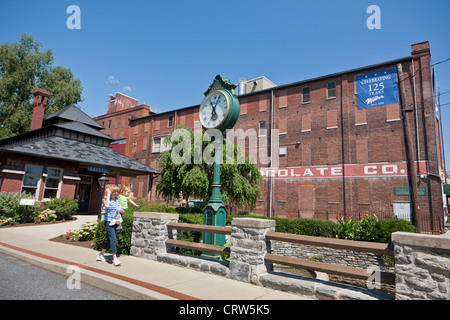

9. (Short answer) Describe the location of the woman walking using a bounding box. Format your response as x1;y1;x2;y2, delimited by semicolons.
96;184;124;266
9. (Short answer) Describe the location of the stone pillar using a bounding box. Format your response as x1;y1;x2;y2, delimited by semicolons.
130;212;179;260
229;218;276;284
392;231;450;300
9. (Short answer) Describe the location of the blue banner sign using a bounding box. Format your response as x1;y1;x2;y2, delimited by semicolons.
356;68;399;109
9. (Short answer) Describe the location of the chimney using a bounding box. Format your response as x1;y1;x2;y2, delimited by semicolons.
30;88;51;131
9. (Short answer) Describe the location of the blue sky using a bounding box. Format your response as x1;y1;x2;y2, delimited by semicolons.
1;0;450;164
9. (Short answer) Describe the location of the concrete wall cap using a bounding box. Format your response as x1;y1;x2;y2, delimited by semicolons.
392;231;450;251
133;212;179;221
231;218;276;228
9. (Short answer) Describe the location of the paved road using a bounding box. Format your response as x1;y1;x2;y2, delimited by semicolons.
0;252;125;300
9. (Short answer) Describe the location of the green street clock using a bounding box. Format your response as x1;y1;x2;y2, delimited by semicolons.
199;89;239;132
200;75;240;258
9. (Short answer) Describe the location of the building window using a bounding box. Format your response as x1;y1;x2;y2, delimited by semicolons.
302;87;310;103
259;121;267;137
21;165;42;196
327;81;336;99
168;116;173;128
133;141;137;147
108;120;112;129
44;168;63;199
152;135;171;153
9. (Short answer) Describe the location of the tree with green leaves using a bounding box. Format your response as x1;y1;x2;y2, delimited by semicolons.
0;33;83;139
156;125;263;213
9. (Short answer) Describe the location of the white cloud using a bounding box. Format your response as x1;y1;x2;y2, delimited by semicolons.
106;76;120;85
122;85;134;92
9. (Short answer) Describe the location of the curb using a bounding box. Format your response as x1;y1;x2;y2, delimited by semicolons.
0;242;198;300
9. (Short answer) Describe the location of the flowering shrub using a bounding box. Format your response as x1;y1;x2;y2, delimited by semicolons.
44;198;78;221
59;221;97;242
78;221;97;241
334;213;417;243
334;213;359;240
334;213;379;241
60;229;78;242
0;217;14;226
37;209;57;223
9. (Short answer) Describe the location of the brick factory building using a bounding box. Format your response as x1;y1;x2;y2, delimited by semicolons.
93;41;446;234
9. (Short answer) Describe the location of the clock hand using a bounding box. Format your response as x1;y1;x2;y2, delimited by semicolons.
210;97;218;120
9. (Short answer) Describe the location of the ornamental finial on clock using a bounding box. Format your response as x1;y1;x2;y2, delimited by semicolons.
203;74;237;96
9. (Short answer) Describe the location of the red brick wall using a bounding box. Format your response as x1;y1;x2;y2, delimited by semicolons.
94;104;152;140
92;43;444;232
107;93;138;114
0;154;105;215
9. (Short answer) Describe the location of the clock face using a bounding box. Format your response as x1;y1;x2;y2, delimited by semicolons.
199;91;229;129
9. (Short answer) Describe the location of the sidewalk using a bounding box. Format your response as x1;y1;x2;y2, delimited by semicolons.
0;215;309;300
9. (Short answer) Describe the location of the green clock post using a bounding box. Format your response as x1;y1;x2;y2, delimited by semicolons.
199;75;240;258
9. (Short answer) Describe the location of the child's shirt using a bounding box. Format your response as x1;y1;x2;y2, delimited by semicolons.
118;195;130;210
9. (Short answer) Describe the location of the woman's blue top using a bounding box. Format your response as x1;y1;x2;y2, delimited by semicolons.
103;197;122;222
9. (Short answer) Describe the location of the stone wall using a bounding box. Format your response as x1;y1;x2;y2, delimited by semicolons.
130;212;178;260
229;218;275;285
129;212;450;300
272;241;394;272
392;231;450;300
129;213;393;300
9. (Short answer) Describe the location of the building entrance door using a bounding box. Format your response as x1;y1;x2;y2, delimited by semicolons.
75;176;92;213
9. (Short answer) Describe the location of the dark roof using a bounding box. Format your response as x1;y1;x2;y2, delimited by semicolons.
53;121;114;141
0;102;158;177
43;104;104;129
0;136;158;176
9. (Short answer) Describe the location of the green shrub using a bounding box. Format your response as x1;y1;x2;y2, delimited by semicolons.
134;199;177;213
175;206;204;214
229;214;336;238
334;214;359;240
176;213;204;255
357;214;379;241
334;214;379;241
372;219;418;243
0;192;40;223
274;217;336;237
334;214;417;243
44;197;78;220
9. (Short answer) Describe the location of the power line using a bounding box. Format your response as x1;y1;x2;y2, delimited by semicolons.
432;57;450;67
395;57;450;84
